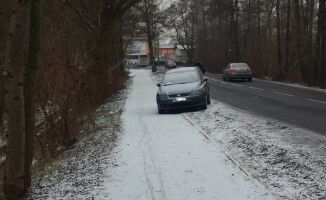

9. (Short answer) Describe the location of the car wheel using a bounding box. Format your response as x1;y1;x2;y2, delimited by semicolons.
248;77;252;82
158;108;165;114
203;103;207;110
202;97;208;110
227;76;231;82
223;76;226;81
207;94;211;105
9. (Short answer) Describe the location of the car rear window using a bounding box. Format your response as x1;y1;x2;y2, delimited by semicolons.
162;71;200;85
167;61;175;64
232;63;249;68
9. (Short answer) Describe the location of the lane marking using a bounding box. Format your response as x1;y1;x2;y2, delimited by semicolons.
273;91;294;97
209;78;218;82
306;98;326;104
249;87;264;91
208;78;244;87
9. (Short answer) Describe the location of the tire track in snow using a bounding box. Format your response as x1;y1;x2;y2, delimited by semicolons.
138;105;167;200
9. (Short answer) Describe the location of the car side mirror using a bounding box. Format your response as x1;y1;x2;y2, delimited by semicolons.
203;78;208;82
157;83;161;87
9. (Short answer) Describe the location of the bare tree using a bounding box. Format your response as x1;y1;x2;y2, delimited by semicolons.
136;0;167;66
307;0;314;86
276;0;283;79
314;0;326;86
3;0;29;198
166;0;325;87
170;0;198;64
24;0;42;188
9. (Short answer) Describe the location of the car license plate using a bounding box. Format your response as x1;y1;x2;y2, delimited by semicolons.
174;97;186;102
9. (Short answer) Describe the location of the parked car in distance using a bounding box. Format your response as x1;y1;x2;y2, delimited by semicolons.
223;63;252;82
165;60;177;69
156;67;210;114
193;60;206;74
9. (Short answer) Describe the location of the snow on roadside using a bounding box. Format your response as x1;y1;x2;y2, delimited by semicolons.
185;101;326;200
151;68;326;199
26;89;129;199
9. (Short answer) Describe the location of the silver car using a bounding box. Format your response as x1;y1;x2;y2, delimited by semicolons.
223;63;252;82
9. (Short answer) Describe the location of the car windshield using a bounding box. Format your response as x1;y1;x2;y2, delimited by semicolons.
162;71;199;85
126;55;139;59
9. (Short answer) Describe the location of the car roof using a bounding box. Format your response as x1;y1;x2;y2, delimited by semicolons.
230;63;248;65
166;67;197;74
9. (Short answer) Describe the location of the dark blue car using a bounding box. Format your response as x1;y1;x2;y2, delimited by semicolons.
156;67;210;114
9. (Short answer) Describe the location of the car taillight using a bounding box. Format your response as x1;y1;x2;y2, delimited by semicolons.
231;69;236;72
247;68;252;71
168;64;171;66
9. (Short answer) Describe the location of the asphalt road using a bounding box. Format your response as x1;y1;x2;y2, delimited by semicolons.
204;73;326;135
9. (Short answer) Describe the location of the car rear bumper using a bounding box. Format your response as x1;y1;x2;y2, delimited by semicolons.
229;72;252;79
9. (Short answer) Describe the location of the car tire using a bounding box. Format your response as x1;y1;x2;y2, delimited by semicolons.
207;94;211;105
223;76;226;81
202;97;208;110
158;108;165;114
203;103;207;110
248;77;252;82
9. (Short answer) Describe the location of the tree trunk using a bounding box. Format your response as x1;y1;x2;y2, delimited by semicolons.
24;0;42;188
147;32;155;66
321;0;326;87
294;0;303;82
257;0;261;52
276;0;283;79
307;0;314;86
3;0;29;198
234;0;241;61
314;0;325;86
285;0;291;78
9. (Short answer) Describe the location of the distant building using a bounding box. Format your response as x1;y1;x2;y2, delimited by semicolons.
151;43;190;63
125;32;155;59
156;44;175;56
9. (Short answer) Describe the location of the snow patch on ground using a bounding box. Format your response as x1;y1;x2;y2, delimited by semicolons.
185;101;326;199
26;90;129;199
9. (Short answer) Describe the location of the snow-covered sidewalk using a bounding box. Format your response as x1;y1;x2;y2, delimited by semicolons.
101;70;274;200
